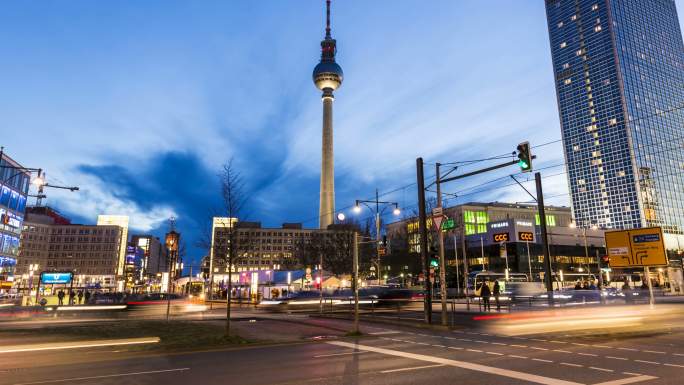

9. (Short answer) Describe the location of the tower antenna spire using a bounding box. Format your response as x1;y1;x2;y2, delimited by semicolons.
325;0;331;38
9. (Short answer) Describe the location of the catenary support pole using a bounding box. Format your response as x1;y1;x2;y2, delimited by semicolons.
535;172;554;306
416;158;432;324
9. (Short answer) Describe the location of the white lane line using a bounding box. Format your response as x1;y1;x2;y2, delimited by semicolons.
444;337;456;340
560;363;583;368
416;342;430;346
674;353;684;357
578;353;598;357
0;337;160;354
606;356;628;361
664;363;684;368
531;347;549;351
634;360;660;365
459;338;473;342
432;345;446;348
466;349;483;353
572;343;589;347
491;342;506;346
13;368;190;385
381;364;445;373
449;347;464;350
314;351;368;358
618;347;638;352
593;375;658;385
531;339;548;342
486;351;504;356
510;344;528;348
553;350;572;354
327;341;583;385
622;372;643;376
550;341;567;344
589;367;614;373
369;330;401;335
532;358;554;363
642;350;665;354
474;340;489;344
509;355;528;359
593;345;611;349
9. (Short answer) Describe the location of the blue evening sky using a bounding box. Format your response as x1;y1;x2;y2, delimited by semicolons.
2;1;684;265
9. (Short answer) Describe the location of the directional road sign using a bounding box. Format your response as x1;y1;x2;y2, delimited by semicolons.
605;227;668;268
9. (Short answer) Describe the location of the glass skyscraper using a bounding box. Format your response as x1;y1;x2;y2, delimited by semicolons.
545;0;684;247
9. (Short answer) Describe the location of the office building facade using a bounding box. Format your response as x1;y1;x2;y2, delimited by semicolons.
0;151;30;290
545;0;684;248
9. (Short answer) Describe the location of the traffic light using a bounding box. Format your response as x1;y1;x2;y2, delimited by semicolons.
429;254;439;268
517;141;532;172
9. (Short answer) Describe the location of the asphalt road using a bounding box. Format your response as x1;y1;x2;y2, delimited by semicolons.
2;319;684;385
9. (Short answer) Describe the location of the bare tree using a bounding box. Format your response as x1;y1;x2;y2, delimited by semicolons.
218;159;248;337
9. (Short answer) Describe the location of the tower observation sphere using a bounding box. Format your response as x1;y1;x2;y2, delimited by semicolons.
313;61;343;91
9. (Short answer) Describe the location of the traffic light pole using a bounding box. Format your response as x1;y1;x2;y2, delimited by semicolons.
435;163;448;326
416;158;432;324
535;172;554;306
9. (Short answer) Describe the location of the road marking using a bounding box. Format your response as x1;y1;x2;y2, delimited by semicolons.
491;342;506;346
448;347;464;350
466;349;483;353
531;347;549;351
13;368;190;385
673;353;684;357
618;348;638;352
589;367;614;373
592;375;658;385
578;353;598;357
381;364;445;373
369;330;401;335
486;351;504;356
572;343;589;347
642;350;665;354
327;341;583;385
432;345;446;348
460;338;473;342
510;344;528;348
606;356;628;361
0;337;160;354
314;351;368;358
593;345;611;349
509;355;528;359
550;340;567;344
532;358;553;363
560;363;583;368
553;350;572;354
634;360;660;365
664;363;684;368
531;339;548;342
416;342;430;346
474;340;489;344
444;337;456;340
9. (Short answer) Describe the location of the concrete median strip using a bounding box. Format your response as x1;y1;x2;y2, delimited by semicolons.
0;337;160;354
326;341;658;385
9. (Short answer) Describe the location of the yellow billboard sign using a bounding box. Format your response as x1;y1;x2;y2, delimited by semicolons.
605;227;667;267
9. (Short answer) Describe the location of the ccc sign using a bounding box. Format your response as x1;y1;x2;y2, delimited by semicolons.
518;232;534;242
493;233;509;242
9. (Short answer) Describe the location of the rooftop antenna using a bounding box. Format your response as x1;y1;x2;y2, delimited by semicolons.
325;0;331;38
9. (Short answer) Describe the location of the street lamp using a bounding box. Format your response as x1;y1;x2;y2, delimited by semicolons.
337;212;346;222
353;188;400;285
570;221;602;287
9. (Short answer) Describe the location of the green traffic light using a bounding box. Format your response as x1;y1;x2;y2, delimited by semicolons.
518;160;529;169
430;259;439;267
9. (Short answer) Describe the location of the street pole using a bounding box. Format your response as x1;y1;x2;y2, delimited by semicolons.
416;157;432;324
526;240;532;281
645;266;655;308
535;172;554;306
480;237;485;271
462;233;470;310
375;189;381;285
353;232;360;334
435;163;448;326
319;251;323;313
453;234;460;296
596;249;604;288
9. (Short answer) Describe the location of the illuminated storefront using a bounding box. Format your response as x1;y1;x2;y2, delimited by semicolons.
0;152;29;291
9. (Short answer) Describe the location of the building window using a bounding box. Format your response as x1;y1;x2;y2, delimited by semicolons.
591;4;598;11
564;78;572;85
594;25;602;32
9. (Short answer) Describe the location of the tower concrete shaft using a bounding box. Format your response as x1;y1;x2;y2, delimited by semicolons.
319;92;335;228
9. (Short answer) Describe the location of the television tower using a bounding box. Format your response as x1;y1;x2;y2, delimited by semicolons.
313;0;343;229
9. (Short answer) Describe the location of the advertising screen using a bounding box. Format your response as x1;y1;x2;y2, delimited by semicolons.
40;272;73;284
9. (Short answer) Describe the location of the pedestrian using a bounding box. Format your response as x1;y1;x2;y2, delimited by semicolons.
84;290;91;304
57;290;65;306
493;280;501;312
68;290;75;305
574;280;582;290
77;290;84;305
480;279;492;312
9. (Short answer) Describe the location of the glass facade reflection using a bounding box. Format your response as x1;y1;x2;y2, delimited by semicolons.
545;0;684;242
0;152;30;289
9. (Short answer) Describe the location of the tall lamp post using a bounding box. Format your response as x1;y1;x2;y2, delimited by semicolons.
569;222;602;286
352;189;400;285
27;264;39;305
